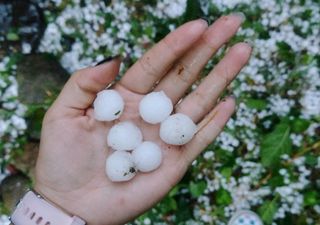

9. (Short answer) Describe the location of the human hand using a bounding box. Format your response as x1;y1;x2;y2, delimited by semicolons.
35;14;251;225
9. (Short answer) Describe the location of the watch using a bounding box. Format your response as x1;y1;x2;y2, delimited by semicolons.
10;190;86;225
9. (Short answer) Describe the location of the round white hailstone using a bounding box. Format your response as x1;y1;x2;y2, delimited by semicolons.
228;210;263;225
105;151;136;182
160;113;197;145
132;141;163;172
139;91;173;124
93;90;124;121
107;121;143;151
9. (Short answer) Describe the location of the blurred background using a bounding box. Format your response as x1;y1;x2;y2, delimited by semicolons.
0;0;319;224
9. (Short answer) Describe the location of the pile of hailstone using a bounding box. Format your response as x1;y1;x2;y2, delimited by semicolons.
94;89;197;182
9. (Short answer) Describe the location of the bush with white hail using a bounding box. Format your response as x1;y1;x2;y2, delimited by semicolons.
93;90;124;121
107;121;143;151
132;141;163;172
139;91;173;124
160;113;197;145
105;151;136;182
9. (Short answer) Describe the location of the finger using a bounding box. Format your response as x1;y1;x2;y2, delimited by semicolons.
176;42;252;123
182;97;235;165
51;58;121;117
118;19;208;94
154;13;245;103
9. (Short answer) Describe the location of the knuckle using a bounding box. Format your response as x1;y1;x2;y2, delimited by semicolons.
162;36;179;58
72;69;85;80
196;133;213;147
200;35;219;52
138;56;158;78
171;62;194;84
216;71;230;87
193;92;212;113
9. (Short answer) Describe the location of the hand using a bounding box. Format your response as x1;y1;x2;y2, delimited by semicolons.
35;14;251;225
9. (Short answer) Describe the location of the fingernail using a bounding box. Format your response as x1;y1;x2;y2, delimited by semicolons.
230;95;238;110
244;39;254;48
199;16;210;26
221;97;228;102
95;55;120;66
230;12;246;23
229;95;236;101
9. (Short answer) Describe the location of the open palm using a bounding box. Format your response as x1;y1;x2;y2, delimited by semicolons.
35;15;251;225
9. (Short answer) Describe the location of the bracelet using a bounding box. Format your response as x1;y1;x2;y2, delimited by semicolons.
10;189;86;225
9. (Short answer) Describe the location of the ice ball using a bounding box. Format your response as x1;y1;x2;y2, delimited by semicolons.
228;210;263;225
94;90;124;121
105;151;136;182
132;141;162;172
160;113;197;145
107;121;143;151
139;91;173;124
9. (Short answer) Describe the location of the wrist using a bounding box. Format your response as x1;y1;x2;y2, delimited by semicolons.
33;181;97;225
10;189;86;225
33;185;71;216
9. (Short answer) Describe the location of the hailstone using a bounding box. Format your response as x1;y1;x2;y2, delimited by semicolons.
228;210;263;225
139;91;173;124
93;90;124;121
132;141;163;172
107;121;143;150
160;113;197;145
105;151;136;182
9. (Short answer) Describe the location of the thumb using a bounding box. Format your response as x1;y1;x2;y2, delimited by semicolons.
52;57;121;117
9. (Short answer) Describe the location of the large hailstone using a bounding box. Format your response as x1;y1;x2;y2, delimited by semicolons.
105;151;136;182
107;121;143;150
132;141;162;172
139;91;173;124
93;90;124;121
160;113;197;145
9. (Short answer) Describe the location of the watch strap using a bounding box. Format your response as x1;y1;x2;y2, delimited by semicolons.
10;190;86;225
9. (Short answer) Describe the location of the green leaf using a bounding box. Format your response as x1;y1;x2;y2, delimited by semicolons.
261;123;292;168
304;190;318;206
292;118;310;133
183;0;203;22
258;199;278;224
6;32;19;41
276;41;295;66
215;189;232;205
267;175;284;188
246;98;268;110
251;21;269;39
189;181;207;197
305;155;318;166
169;186;179;197
161;196;177;213
221;167;233;179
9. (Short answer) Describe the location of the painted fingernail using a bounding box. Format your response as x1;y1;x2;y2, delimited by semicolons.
199;16;210;26
230;12;246;23
95;55;120;66
244;39;254;48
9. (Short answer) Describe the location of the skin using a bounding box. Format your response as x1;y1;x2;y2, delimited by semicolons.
35;14;252;225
